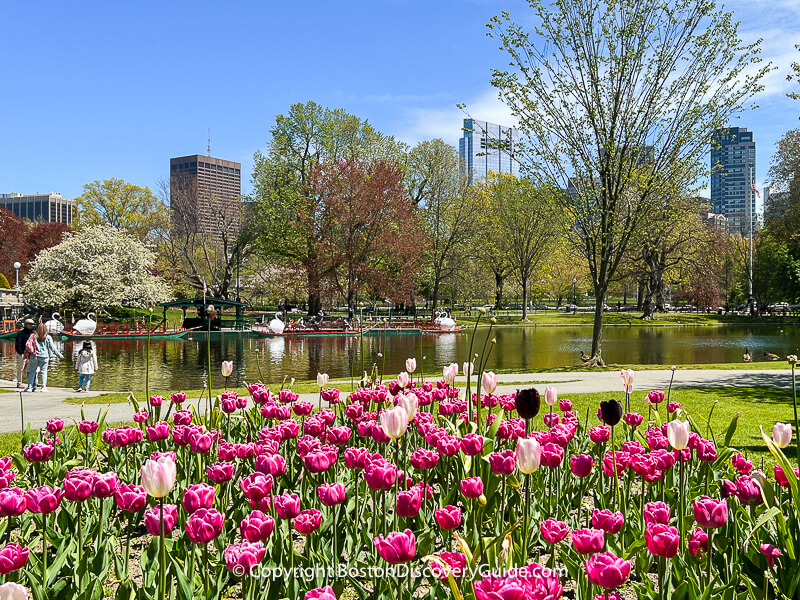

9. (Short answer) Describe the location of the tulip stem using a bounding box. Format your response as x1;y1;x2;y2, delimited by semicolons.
610;426;619;511
524;472;531;562
42;511;47;592
124;511;133;580
792;363;800;474
705;529;714;592
678;458;685;548
203;543;210;593
658;555;666;600
157;500;167;600
146;312;151;407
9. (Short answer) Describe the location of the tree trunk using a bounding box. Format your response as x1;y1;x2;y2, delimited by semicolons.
494;270;504;309
637;279;645;310
431;278;440;316
587;293;605;366
307;266;322;316
521;275;529;321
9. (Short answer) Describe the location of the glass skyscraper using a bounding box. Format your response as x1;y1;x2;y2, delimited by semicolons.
710;127;756;234
458;118;520;183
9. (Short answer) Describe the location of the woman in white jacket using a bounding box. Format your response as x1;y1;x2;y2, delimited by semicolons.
75;341;98;391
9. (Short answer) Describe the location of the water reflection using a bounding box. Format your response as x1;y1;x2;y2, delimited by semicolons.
1;325;798;392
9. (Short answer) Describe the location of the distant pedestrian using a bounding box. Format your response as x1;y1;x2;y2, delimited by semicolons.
14;318;35;388
24;322;64;393
75;341;98;391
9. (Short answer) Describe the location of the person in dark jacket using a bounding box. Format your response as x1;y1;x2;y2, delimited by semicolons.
15;318;35;388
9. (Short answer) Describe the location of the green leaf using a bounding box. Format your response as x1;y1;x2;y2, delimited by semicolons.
724;413;740;447
745;506;781;543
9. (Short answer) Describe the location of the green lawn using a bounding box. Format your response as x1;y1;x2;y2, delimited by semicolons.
556;386;796;462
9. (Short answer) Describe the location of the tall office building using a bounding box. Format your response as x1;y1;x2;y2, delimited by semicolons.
169;154;242;237
458;119;520;183
0;193;74;225
710;127;756;234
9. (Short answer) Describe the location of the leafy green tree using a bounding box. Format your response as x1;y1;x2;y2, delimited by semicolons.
250;101;406;314
0;273;10;289
75;178;168;242
488;0;768;363
407;139;478;314
24;224;171;310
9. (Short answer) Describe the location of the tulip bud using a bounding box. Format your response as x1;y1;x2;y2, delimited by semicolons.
477;494;487;506
667;420;690;450
221;361;233;377
773;422;792;448
316;373;329;387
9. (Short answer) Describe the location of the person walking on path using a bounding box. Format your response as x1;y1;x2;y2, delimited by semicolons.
75;341;98;391
14;318;35;388
24;323;64;393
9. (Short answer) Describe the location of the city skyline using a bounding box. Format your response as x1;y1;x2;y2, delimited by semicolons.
1;0;799;203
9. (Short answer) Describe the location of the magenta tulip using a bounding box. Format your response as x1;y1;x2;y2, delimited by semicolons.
183;483;216;514
115;484;147;513
541;518;570;545
305;586;338;600
693;496;728;529
374;529;416;564
25;486;63;514
460;434;484;456
396;487;422;518
0;489;27;517
645;523;680;558
0;543;29;575
585;551;631;590
488;450;516;476
185;508;225;544
224;541;266;574
294;509;323;535
46;418;64;434
460;477;484;499
643;501;671;525
78;420;99;434
688;528;709;558
22;442;53;464
274;493;302;520
434;505;462;530
144;504;177;536
571;454;594;478
592;510;624;535
240;510;275;543
318;483;346;507
240;474;273;503
571;528;605;555
761;543;781;569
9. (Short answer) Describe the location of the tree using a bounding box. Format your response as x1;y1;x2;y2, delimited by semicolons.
0;208;29;284
157;175;251;300
0;273;10;289
25;222;71;265
766;129;800;252
24;225;172;310
251;101;406;315
481;174;560;320
74;178;169;242
488;0;768;364
311;157;425;307
407;140;479;314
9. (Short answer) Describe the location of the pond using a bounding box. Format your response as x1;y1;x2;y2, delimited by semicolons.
1;324;799;392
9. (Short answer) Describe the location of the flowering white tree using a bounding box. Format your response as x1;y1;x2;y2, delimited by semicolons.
24;224;172;309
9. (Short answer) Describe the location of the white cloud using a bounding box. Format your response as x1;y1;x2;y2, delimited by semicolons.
394;88;517;146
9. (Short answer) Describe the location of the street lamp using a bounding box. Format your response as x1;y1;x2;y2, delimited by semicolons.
572;277;577;308
13;262;21;289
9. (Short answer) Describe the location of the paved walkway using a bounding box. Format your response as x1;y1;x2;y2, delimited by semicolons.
0;367;793;434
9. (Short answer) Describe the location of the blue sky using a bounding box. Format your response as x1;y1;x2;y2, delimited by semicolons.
1;0;798;204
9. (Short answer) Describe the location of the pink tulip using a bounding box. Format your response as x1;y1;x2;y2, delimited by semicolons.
22;442;53;464
46;418;64;434
183;483;216;514
274;493;302;520
318;483;346;507
541;518;570;544
365;461;397;491
460;477;484;499
146;421;171;442
559;398;573;411
646;390;665;405
189;430;214;454
623;413;643;429
516;438;542;474
221;398;237;414
667;401;681;414
149;395;164;407
488;450;516;476
374;529;416;564
0;543;29;575
114;483;147;513
761;543;781;569
185;508;225;544
688;528;709;558
482;372;497;394
591;510;624;535
585;551;631;590
294;509;323;535
170;392;186;404
305;586;338;600
25;486;63;514
434;505;462;530
643;501;671;525
0;489;26;518
620;369;634;393
589;426;610;444
396;487;422;518
380;406;409;439
571;528;605;555
78;420;99;434
240;510;275;543
410;448;440;470
693;496;728;529
133;411;149;423
344;447;370;470
544;386;558;406
144;503;177;536
571;454;594;478
206;461;235;485
541;443;564;468
429;552;467;580
240;474;273;502
224;541;266;574
63;469;95;502
645;523;680;558
443;364;458;384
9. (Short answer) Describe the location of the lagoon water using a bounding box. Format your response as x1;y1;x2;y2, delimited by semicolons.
2;325;799;392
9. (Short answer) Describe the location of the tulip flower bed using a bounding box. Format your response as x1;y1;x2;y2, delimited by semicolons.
1;361;800;600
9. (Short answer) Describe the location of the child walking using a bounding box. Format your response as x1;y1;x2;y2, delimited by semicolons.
75;341;98;391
